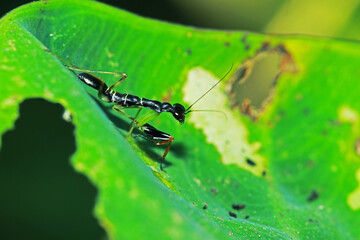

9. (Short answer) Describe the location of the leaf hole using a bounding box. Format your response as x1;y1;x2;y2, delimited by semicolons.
227;44;297;120
0;98;106;240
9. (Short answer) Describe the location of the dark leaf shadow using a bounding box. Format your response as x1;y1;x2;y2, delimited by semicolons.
0;98;106;240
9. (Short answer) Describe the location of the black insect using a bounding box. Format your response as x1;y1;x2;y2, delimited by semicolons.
46;50;231;170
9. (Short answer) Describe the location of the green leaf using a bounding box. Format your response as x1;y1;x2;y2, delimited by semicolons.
1;0;359;239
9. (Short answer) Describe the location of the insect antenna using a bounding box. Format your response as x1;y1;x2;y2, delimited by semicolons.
189;109;228;120
185;64;233;114
45;49;125;76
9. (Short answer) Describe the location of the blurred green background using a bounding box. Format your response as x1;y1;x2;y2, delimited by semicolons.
2;0;360;39
1;0;359;239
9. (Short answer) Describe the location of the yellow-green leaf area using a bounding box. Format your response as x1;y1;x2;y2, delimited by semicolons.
0;0;359;239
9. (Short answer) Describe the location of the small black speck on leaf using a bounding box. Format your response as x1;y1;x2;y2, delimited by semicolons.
211;188;218;195
278;110;286;117
229;211;237;218
244;215;250;219
241;34;248;43
259;41;270;51
303;108;310;115
232;204;246;210
307;190;319;202
246;158;256;166
203;203;208;210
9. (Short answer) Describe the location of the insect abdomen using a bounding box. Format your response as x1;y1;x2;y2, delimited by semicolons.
77;73;106;90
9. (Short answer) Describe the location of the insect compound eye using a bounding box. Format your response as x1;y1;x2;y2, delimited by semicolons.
172;103;186;124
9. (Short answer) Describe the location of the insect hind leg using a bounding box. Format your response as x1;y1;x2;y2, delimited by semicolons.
139;123;174;170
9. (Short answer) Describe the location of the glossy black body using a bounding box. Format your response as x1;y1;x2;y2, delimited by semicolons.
78;72;186;124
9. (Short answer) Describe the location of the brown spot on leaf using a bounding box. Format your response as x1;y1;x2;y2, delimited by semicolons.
161;89;173;102
355;138;360;156
295;93;303;101
240;98;255;120
258;41;271;52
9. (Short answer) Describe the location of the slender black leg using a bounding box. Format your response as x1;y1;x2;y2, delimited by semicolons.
113;105;143;137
